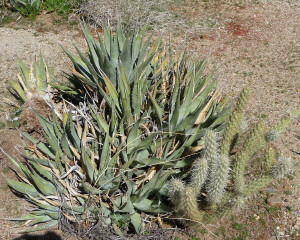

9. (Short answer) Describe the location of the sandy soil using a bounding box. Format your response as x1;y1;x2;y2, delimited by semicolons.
0;0;299;239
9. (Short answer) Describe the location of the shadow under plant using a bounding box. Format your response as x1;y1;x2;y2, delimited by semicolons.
13;231;62;240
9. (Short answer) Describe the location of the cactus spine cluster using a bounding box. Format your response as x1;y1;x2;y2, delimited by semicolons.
169;87;295;223
271;157;292;179
264;147;275;172
190;157;208;195
206;154;230;204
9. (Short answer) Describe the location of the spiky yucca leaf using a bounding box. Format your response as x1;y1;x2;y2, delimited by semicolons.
10;56;54;103
57;22;160;98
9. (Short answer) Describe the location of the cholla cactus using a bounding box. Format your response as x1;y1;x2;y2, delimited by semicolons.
182;187;203;221
243;175;273;196
203;129;219;163
169;87;295;225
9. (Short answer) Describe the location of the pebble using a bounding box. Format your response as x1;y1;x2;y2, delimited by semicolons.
266;188;276;193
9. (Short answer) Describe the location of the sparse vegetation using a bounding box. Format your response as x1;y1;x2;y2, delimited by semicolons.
4;0;77;19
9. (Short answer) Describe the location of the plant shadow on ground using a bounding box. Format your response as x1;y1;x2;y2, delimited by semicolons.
13;231;62;240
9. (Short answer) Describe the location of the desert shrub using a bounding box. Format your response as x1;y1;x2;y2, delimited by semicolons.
77;0;186;33
3;24;297;236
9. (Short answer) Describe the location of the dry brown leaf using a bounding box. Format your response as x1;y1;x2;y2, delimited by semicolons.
195;92;219;125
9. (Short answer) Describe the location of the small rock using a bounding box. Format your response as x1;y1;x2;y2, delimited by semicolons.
267;196;283;207
279;231;285;236
266;188;276;193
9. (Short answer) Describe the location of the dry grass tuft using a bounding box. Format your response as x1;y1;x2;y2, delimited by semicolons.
76;0;187;33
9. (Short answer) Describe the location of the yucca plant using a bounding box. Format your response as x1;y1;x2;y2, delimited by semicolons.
8;56;63;132
3;110;171;234
4;24;234;235
10;56;54;105
4;95;227;235
54;22;160;99
169;88;297;222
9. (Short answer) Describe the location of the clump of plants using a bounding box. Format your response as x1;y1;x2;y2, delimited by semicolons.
3;23;297;237
7;0;77;19
9;0;41;19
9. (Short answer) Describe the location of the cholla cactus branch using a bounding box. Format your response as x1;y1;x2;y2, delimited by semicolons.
233;122;265;193
243;175;273;196
220;111;242;155
241;122;266;156
235;87;250;113
264;147;275;172
182;187;204;221
203;129;219;178
220;87;250;155
266;111;299;142
203;129;219;163
169;178;186;213
271;157;292;179
206;155;230;204
266;117;290;142
190;157;208;195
